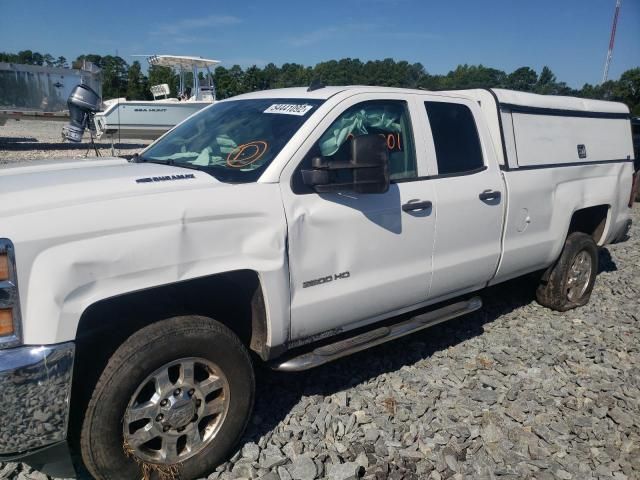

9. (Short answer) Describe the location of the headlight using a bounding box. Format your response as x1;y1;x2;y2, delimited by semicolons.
0;239;21;348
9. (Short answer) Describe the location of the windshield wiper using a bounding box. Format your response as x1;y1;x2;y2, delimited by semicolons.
131;154;175;166
131;153;208;172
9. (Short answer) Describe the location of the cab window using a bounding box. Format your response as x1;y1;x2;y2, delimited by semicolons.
425;101;484;175
293;100;417;193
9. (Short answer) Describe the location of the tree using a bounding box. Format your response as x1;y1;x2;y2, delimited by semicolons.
440;64;507;89
1;49;638;112
278;63;311;88
73;54;102;69
242;65;265;92
535;66;557;94
88;55;130;100
54;56;68;68
148;64;177;97
261;63;280;90
506;67;538;92
213;66;232;98
614;68;640;115
126;61;147;100
17;50;34;64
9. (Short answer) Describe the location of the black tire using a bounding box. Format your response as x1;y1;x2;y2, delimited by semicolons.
536;232;599;311
80;316;254;480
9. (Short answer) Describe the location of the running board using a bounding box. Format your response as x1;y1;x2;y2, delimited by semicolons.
272;296;482;372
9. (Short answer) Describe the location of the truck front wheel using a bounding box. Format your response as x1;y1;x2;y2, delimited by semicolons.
80;316;255;480
536;232;599;311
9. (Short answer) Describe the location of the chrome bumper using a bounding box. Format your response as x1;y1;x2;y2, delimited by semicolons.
0;342;74;458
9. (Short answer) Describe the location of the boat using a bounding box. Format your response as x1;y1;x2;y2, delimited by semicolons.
93;55;219;140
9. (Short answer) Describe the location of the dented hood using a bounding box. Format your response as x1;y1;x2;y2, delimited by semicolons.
1;157;290;346
0;157;222;217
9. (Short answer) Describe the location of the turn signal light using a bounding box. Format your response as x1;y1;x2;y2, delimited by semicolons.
0;254;8;281
0;309;13;336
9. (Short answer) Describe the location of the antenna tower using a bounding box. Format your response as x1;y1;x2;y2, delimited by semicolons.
602;0;622;83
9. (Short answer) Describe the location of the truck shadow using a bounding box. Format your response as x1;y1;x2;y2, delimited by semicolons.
0;141;148;151
598;247;617;273
0;136;38;143
238;251;617;451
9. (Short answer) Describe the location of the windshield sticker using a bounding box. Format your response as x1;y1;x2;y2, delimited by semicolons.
264;104;314;116
227;141;269;168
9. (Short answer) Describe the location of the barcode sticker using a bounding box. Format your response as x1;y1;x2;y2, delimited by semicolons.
264;104;314;116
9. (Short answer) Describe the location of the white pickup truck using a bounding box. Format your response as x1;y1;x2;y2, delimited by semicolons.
0;86;635;479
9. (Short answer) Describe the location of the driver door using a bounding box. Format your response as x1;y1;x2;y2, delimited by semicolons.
280;94;437;341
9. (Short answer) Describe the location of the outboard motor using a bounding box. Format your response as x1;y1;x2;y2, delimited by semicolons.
62;84;101;142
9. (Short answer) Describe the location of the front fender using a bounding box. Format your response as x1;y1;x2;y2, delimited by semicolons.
6;183;290;349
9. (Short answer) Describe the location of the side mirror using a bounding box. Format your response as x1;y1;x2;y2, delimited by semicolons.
301;134;390;194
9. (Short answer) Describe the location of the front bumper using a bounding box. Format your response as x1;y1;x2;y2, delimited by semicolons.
0;342;75;458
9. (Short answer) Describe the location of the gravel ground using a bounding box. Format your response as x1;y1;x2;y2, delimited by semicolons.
1;121;639;479
0;119;151;165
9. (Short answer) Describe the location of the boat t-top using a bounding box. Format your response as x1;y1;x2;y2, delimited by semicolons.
93;54;219;140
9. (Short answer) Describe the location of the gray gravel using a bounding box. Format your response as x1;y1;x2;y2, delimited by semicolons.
1;121;639;479
0;119;150;165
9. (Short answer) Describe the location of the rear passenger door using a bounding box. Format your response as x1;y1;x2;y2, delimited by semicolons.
420;97;505;300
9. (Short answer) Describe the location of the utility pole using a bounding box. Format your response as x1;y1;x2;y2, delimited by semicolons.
602;0;622;83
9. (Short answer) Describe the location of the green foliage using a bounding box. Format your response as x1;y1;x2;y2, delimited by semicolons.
148;65;178;98
1;50;638;114
126;61;148;100
615;68;640;115
54;56;68;68
506;67;538;92
102;56;129;99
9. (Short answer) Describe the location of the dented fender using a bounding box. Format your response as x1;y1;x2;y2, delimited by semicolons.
0;160;291;348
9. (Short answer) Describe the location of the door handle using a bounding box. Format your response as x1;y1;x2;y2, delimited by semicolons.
479;190;501;202
402;200;433;212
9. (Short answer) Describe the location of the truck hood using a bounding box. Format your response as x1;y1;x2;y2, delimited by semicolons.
1;157;288;346
0;157;221;217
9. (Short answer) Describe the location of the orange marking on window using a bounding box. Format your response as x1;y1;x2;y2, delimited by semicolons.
226;141;269;168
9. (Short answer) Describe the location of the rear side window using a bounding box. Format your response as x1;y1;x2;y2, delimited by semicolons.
425;102;484;175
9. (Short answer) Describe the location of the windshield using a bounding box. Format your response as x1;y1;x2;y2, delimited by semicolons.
141;98;324;182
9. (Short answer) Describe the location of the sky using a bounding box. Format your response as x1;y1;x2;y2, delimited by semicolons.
0;0;638;88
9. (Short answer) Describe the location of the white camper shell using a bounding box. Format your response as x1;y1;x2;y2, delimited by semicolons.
457;89;633;169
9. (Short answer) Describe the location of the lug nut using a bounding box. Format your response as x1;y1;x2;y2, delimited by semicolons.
188;389;195;397
192;414;199;422
163;425;170;432
196;399;202;408
160;399;169;407
174;388;182;397
156;414;164;422
177;426;185;432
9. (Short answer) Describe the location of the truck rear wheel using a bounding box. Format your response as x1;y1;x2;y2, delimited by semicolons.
536;232;599;311
80;316;254;480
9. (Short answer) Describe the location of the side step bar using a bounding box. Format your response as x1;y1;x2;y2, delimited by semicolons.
272;296;482;372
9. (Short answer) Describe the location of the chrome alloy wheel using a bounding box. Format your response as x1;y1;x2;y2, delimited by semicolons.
123;357;229;465
566;250;592;302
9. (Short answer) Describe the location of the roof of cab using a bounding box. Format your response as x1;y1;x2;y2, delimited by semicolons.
231;86;355;100
229;85;630;115
230;85;434;100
